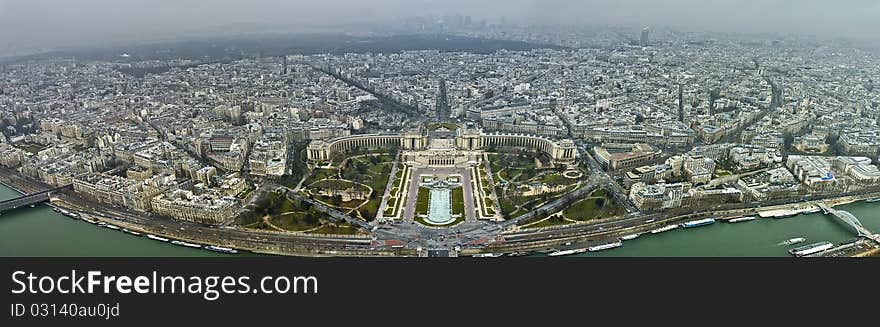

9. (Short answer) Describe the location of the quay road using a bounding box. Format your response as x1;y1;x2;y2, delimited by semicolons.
0;167;55;194
50;192;394;257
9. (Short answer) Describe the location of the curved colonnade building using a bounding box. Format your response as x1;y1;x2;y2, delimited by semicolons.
306;126;578;166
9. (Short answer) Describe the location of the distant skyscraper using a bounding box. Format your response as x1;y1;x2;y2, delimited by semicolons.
640;27;650;46
282;56;288;75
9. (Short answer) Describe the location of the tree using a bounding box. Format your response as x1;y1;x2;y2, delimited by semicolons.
783;133;794;151
635;113;646;124
303;212;320;225
279;199;295;213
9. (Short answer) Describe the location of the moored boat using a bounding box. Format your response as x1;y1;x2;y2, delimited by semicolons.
548;248;587;256
205;245;238;254
650;225;678;234
773;212;798;219
789;241;833;257
727;216;756;223
619;233;640;241
146;234;170;242
122;229;142;236
588;242;622;252
681;218;716;228
171;240;203;248
174;241;200;248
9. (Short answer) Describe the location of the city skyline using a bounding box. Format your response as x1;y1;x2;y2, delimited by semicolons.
3;0;880;57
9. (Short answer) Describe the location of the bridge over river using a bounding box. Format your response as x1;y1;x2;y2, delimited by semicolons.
0;185;72;213
818;202;880;245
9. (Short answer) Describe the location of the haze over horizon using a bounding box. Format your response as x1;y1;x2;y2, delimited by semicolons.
2;0;879;56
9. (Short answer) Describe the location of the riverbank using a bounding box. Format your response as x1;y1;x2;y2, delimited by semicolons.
483;193;880;257
0;169;392;257
0;187;238;257
3;165;878;257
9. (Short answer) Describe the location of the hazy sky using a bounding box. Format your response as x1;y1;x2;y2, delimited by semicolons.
2;0;879;55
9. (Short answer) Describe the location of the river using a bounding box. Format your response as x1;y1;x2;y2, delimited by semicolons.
1;183;878;257
572;200;880;257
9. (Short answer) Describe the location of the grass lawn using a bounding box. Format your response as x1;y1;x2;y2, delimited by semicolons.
306;224;361;235
256;190;327;231
385;196;398;213
427;122;460;131
314;195;363;208
359;199;381;220
562;192;621;221
20;144;45;154
497;170;510;181
278;175;301;189
540;173;568;185
482;197;495;216
499;198;517;219
339;154;396;221
451;186;464;215
391;168;405;194
415;186;430;216
304;168;339;186
270;212;322;231
310;179;358;190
